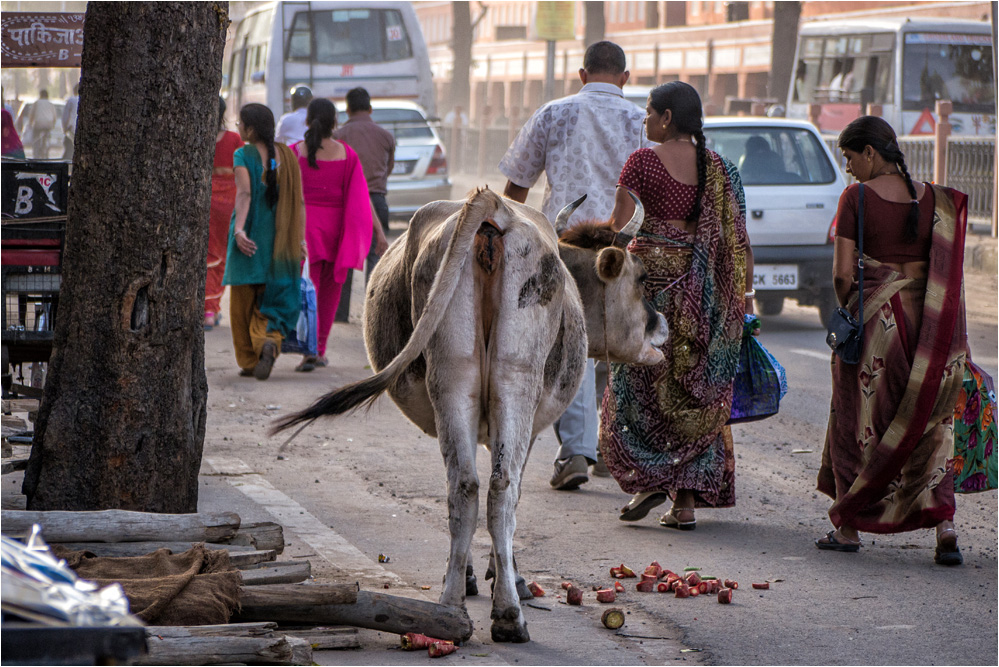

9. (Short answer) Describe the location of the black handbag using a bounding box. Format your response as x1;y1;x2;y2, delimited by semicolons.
825;184;864;364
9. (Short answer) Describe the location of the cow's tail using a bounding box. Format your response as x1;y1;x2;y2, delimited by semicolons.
271;188;502;439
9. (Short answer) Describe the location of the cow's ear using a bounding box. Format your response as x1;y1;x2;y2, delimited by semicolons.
595;247;626;282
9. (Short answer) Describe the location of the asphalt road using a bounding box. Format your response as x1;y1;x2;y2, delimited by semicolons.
193;193;998;665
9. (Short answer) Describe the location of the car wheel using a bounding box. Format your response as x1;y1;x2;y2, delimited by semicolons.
757;294;784;316
817;291;839;328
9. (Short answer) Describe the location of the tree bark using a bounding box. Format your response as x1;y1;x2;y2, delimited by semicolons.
767;1;801;103
450;1;472;113
584;2;606;48
22;2;228;511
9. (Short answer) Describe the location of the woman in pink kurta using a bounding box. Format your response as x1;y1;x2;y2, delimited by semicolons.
292;98;384;371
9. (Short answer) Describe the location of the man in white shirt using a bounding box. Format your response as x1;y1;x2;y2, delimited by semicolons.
62;84;79;160
275;85;312;145
499;41;651;492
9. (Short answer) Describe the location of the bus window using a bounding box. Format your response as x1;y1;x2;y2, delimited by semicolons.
287;9;413;65
903;33;994;113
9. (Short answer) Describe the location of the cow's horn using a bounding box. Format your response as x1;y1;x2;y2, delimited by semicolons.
614;190;644;247
554;194;587;235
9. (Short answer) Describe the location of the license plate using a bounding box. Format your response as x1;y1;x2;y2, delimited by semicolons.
392;160;416;175
753;264;798;290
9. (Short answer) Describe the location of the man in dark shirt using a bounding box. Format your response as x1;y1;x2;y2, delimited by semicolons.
333;87;395;280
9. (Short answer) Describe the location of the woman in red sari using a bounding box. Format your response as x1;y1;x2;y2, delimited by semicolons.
205;96;244;330
816;116;969;566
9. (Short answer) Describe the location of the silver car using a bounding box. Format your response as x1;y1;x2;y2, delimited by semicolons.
339;99;451;220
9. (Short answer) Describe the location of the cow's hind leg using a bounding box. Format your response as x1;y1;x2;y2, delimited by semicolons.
487;411;535;642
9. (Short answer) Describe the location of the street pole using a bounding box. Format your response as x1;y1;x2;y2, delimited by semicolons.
544;40;556;103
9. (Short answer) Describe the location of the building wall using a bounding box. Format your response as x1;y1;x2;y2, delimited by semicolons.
415;1;992;119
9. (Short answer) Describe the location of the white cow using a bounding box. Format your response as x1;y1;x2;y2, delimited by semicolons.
274;188;667;642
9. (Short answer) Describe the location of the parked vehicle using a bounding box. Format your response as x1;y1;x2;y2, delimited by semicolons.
788;18;995;137
223;1;435;120
703;117;848;324
339;100;451;220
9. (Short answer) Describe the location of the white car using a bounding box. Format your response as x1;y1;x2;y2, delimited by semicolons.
339;99;451;220
703;117;847;323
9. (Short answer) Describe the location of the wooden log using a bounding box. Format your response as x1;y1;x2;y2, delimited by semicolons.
2;458;29;475
225;521;285;553
1;398;39;414
277;626;359;650
286;636;312;665
140;624;314;665
1;509;240;543
136;634;298;665
239;583;359;608
239;561;311;586
234;590;474;643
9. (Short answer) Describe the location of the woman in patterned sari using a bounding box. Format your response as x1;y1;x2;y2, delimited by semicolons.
601;81;753;529
815;116;969;566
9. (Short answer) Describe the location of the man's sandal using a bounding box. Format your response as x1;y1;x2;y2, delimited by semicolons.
934;528;963;566
815;530;861;552
658;507;696;530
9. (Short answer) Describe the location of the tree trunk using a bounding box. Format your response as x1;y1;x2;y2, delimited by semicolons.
767;1;801;103
584;2;605;48
450;1;472;113
22;2;227;512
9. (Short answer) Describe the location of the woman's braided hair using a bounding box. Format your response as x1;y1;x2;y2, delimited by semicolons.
649;81;707;224
304;98;338;170
239;103;279;210
838;115;919;242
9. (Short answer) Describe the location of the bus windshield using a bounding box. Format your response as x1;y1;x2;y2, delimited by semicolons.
903;33;994;113
287;9;413;64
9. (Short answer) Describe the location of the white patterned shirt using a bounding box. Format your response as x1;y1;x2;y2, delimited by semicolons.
499;82;651;226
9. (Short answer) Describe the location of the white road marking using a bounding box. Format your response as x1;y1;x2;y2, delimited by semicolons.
205;456;402;583
790;347;833;361
875;625;917;630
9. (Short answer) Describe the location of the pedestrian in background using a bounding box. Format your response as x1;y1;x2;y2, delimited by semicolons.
815;116;969;565
499;40;652;491
222;103;305;380
62;84;79;160
333;86;395;280
2;109;25;159
27;89;57;159
603;82;752;530
291;98;384;372
205;96;243;330
276;85;312;145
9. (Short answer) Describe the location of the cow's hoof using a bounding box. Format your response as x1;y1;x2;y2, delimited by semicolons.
491;618;530;643
515;575;533;601
465;565;479;597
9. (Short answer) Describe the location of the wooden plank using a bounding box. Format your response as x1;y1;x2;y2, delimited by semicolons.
238;583;359;608
230;549;278;568
144;623;278;638
225;521;284;553
1;509;241;543
239;561;311;586
135;635;301;665
53;542;259;557
234;590;473;643
277;626;359;650
1;398;39;413
1;415;27;430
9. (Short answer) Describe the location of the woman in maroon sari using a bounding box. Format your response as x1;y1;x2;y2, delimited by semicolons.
816;116;969;566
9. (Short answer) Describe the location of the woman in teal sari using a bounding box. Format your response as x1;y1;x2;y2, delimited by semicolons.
223;103;305;380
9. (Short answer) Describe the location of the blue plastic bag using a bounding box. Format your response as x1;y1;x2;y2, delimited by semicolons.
728;314;787;424
280;263;318;356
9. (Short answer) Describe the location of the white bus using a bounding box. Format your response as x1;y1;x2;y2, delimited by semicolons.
222;1;435;120
787;18;995;136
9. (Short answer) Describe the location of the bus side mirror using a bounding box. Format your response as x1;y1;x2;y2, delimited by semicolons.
250;71;266;84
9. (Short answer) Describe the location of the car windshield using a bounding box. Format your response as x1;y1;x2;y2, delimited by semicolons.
703;126;837;185
337;108;434;140
902;33;994;113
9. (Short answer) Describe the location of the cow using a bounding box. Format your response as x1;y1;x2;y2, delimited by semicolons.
273;187;667;643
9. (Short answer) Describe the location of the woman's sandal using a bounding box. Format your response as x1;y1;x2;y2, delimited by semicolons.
658;507;696;531
619;491;670;522
934;528;963;566
815;530;861;552
295;357;317;373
